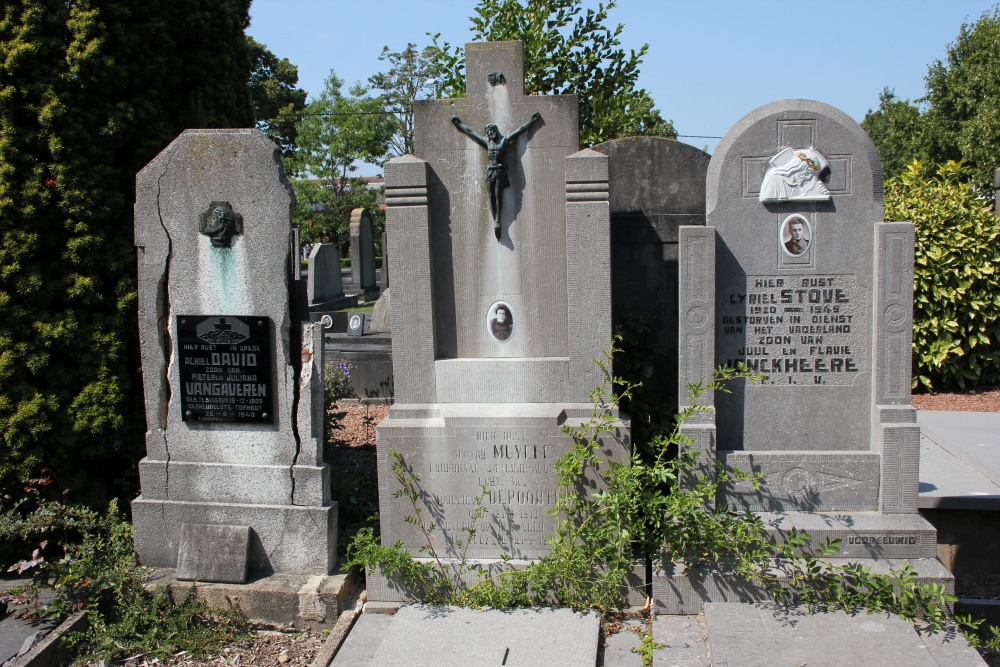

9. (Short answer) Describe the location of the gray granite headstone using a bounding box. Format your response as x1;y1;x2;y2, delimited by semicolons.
349;208;377;292
698;99;917;511
176;523;250;583
307;242;344;307
132;129;336;577
371;42;630;604
594;136;710;413
656;100;949;614
379;230;389;291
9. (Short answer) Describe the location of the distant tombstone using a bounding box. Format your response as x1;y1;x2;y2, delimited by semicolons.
594;136;710;414
659;100;949;613
379;231;389;291
370;42;631;605
308;243;344;307
349;208;377;292
131;129;336;577
370;288;391;333
346;312;366;336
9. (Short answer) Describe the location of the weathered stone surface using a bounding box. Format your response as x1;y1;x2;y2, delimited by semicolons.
349;208;377;291
367;605;600;667
661;100;933;614
370;288;391;332
373;43;629;605
176;523;249;583
411;41;579;363
703;602;983;667
377;406;628;560
653;557;952;615
308;243;344;306
132;129;336;576
595;137;710;400
706;100;884;454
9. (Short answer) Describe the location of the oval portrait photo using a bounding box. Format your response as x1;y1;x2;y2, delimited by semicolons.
487;301;514;342
780;214;812;257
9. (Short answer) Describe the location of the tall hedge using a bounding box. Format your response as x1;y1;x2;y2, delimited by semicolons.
884;162;1000;391
0;0;253;504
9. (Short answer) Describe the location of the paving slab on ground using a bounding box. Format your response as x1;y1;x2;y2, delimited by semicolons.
704;602;986;667
599;617;709;667
918;411;1000;510
332;605;599;667
0;580;59;665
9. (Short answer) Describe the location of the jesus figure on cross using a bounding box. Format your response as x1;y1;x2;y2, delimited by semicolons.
451;112;542;240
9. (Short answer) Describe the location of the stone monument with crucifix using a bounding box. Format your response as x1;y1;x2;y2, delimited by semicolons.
369;41;632;605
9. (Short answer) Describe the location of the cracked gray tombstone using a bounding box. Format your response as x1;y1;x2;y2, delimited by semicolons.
131;129;336;579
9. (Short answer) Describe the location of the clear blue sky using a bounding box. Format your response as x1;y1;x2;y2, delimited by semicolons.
248;0;998;174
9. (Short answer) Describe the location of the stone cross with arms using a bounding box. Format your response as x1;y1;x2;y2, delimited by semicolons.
410;41;580;362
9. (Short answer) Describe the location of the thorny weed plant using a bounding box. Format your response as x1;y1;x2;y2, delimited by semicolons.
350;339;968;635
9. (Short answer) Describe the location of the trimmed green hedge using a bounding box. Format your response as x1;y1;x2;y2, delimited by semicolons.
885;162;1000;391
0;1;254;505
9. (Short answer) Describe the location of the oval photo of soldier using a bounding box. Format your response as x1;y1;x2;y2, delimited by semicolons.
487;301;514;342
780;214;812;257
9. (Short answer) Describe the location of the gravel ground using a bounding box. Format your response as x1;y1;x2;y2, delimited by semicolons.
89;628;324;667
912;386;1000;412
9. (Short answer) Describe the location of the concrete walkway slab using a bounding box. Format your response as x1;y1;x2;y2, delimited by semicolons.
918;411;1000;509
334;605;599;667
328;613;393;667
703;603;985;667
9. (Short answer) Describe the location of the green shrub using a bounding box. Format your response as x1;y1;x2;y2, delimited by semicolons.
884;161;1000;391
0;0;255;506
0;477;249;661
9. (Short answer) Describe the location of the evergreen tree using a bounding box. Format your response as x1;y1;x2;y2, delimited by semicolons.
0;0;253;505
249;36;307;159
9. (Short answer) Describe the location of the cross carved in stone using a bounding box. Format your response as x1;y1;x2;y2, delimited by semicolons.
413;41;579;244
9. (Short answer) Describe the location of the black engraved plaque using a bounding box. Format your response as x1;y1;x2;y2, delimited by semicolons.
177;315;274;423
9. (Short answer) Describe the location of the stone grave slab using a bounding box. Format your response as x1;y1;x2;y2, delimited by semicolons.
366;605;599;667
131;129;335;577
704;602;985;667
679;100;922;507
176;522;250;583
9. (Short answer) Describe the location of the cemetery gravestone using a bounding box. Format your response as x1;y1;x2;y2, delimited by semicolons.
370;42;630;604
659;99;949;613
349;208;377;294
308;243;345;309
131;129;336;577
594;136;710;415
379;231;389;291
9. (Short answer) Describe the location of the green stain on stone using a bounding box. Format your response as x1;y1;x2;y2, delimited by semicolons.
210;246;240;313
